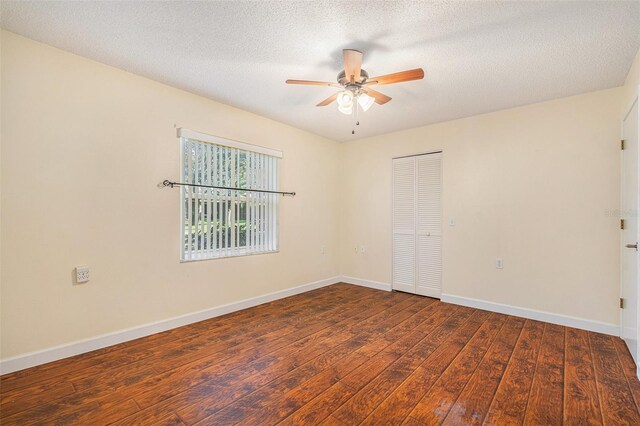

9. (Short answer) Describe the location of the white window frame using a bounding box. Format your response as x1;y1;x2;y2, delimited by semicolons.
179;128;281;262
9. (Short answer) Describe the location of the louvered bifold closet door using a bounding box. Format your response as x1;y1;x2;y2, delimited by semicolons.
392;157;416;293
415;153;442;297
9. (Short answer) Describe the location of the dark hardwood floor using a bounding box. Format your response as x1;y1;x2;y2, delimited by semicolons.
2;283;640;425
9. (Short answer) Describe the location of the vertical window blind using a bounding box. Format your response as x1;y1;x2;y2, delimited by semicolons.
180;133;280;261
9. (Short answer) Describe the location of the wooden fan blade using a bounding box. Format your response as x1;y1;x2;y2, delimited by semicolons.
363;88;392;105
343;49;363;83
366;68;424;86
316;93;338;107
286;79;339;87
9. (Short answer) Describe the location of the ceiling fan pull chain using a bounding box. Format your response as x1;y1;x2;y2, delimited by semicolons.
352;98;358;134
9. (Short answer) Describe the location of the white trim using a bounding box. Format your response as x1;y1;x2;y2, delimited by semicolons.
2;276;618;374
340;275;392;292
0;276;340;375
441;293;619;336
416;287;442;299
177;128;283;158
620;90;640;373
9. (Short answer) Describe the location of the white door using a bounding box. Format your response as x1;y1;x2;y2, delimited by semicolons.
392;157;416;294
392;153;442;297
621;98;639;364
416;154;443;297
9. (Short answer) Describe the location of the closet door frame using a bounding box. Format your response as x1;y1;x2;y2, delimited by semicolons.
392;150;443;297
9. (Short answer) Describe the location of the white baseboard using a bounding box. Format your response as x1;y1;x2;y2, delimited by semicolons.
339;276;392;292
0;276;341;375
2;277;618;375
441;293;619;336
340;277;618;336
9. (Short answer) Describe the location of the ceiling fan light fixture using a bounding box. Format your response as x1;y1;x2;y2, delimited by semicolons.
286;49;424;131
336;90;354;107
357;93;374;111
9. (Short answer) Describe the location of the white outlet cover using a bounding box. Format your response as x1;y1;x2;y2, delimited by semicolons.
496;258;504;269
75;266;90;283
449;217;456;226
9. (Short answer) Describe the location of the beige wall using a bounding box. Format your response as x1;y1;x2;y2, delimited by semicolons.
339;87;623;326
0;31;341;359
1;30;635;361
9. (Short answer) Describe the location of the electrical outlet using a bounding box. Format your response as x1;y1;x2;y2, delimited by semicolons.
449;217;456;226
321;246;326;254
354;246;358;253
76;266;90;284
360;245;366;254
496;258;504;269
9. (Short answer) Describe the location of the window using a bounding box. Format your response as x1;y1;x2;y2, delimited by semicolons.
180;129;280;261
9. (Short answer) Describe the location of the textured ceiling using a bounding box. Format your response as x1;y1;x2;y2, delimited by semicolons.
1;1;639;142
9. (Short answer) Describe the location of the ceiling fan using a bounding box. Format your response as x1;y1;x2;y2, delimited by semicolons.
286;49;424;116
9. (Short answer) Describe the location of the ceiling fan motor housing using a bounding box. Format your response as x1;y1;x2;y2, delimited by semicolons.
338;69;369;87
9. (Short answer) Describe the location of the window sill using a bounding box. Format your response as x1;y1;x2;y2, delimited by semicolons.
180;249;279;263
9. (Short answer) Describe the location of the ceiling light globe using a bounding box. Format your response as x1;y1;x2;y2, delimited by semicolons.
336;90;354;107
358;93;374;111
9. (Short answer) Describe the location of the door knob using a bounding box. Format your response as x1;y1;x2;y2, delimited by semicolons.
626;243;638;250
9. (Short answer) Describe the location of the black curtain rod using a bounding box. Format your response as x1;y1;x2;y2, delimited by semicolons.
161;180;296;196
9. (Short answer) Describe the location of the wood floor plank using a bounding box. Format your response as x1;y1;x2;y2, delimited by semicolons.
3;294;348;402
340;306;466;392
398;312;506;425
402;415;427;426
198;337;370;425
613;336;640;415
229;300;448;425
0;285;348;400
263;352;370;424
1;358;159;425
114;291;429;425
278;382;358;426
183;330;365;424
0;379;76;418
0;283;366;393
138;292;420;408
562;328;603;426
334;309;488;425
483;319;545;425
154;413;187;426
2;286;389;424
1;286;320;382
275;303;457;426
2;284;639;426
589;332;640;425
318;415;347;426
1;397;140;426
181;296;439;425
440;315;525;425
522;323;566;426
